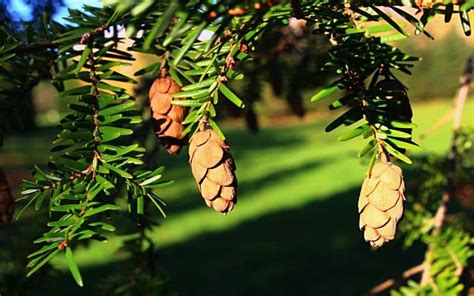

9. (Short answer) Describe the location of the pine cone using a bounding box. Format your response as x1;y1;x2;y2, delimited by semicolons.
0;169;14;224
149;76;187;154
358;162;405;247
189;129;237;214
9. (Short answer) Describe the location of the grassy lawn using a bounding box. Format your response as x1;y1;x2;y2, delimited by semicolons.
0;99;472;295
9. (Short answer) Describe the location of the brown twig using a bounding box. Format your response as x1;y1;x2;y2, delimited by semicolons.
367;263;425;295
432;53;472;235
447;245;464;277
80;26;106;44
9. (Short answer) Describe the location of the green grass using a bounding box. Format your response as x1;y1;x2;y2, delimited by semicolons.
1;99;473;295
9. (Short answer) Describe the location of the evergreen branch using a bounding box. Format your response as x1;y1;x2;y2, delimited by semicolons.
420;51;473;289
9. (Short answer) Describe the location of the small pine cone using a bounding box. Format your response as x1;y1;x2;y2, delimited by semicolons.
189;129;237;214
358;162;405;247
149;76;187;154
0;169;14;224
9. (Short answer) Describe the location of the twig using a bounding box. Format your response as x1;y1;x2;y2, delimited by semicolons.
418;109;453;141
367;263;425;295
446;245;464;277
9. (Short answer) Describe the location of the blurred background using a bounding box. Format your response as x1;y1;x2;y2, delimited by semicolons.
0;1;473;295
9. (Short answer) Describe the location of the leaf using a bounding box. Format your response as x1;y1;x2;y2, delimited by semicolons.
226;69;244;80
181;77;216;91
383;142;412;164
171;100;202;107
208;118;226;140
219;84;245;108
63;86;91;96
98;101;136;116
47;216;75;227
390;6;434;39
380;33;407;43
102;163;133;179
445;4;454;23
325;106;363;132
367;150;378;176
389;120;417;129
311;83;341;102
35;190;49;210
172;89;208;98
162;11;190;46
134;62;160;76
460;9;471;36
380;128;412;139
168;67;183;86
358;139;376;158
54;27;92;43
96;82;124;93
51;204;83;212
366;24;401;35
99;126;133;142
139;174;162;186
15;192;41;221
386;138;423;152
173;22;207;66
146;193;167;218
50;156;89;171
21;188;40;195
28;243;60;259
65;247;83;287
329;93;357;110
69;103;94;115
27;249;60;278
143;1;180;50
137;196;144;215
0;53;15;62
84;204;121;217
144;180;174;189
370;5;406;36
89;222;116;232
74;47;91;75
338;124;369;141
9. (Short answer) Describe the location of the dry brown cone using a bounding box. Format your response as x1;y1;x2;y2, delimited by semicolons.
189;128;237;214
149;76;187;154
0;168;14;224
358;161;405;247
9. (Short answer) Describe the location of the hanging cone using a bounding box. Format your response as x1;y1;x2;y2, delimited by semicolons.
0;168;14;224
189;129;237;214
358;161;405;247
149;76;187;154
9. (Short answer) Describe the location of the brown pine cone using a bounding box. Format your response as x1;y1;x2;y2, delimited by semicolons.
0;168;14;224
149;76;187;154
358;162;405;247
189;129;237;214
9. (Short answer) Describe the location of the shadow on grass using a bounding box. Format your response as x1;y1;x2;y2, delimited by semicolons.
157;186;424;296
26;186;424;296
0;128;429;296
158;156;329;217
